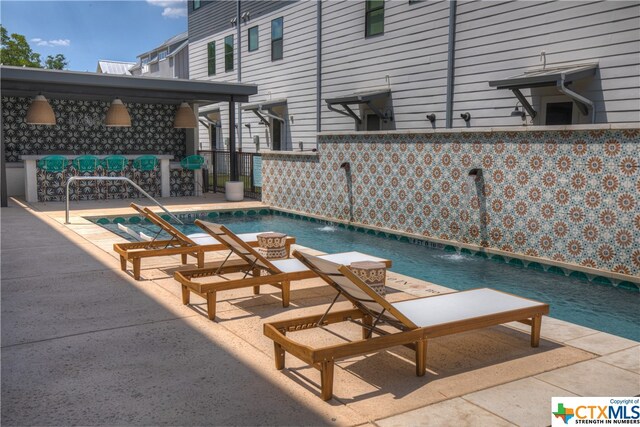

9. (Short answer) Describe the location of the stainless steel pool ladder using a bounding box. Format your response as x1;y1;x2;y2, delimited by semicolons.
65;176;183;225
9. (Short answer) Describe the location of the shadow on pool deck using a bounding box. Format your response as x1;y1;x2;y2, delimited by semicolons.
4;198;630;425
0;200;362;425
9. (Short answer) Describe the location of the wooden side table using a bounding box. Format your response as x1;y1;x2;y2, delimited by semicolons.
350;261;387;297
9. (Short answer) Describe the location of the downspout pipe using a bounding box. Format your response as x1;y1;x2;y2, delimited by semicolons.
557;75;595;123
236;0;243;152
316;0;322;149
445;0;457;128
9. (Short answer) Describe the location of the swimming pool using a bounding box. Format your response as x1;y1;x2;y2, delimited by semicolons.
96;212;640;341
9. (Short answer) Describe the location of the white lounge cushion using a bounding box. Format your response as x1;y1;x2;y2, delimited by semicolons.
271;251;390;274
392;288;547;328
186;231;275;246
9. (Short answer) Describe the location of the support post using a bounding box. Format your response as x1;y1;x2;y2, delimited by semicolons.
229;99;238;181
0;121;7;207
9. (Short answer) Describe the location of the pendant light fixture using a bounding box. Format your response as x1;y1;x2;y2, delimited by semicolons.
105;98;132;127
26;94;56;125
173;102;198;128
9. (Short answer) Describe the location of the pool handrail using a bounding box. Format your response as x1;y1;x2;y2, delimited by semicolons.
64;176;182;225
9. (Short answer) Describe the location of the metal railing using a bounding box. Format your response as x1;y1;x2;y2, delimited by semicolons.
198;150;262;200
64;176;183;225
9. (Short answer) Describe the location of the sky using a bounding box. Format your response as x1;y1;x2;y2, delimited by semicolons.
0;0;187;71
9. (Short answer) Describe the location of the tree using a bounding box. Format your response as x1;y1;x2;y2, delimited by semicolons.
1;25;68;70
44;54;68;70
0;25;41;67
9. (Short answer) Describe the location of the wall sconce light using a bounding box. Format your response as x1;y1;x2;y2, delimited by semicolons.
299;141;304;151
173;102;198;128
105;98;131;127
230;17;237;27
241;12;250;21
426;113;436;123
290;115;294;124
26;94;57;125
460;112;471;122
511;103;526;119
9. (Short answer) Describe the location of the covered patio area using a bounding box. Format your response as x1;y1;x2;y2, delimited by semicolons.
0;66;257;207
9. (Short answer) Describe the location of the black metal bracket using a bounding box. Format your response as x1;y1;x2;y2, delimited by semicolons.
511;89;537;119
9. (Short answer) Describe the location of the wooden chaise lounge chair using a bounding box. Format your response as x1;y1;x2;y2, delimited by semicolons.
113;203;295;280
263;251;550;400
174;220;392;321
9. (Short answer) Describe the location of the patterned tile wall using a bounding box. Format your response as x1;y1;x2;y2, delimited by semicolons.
263;129;640;277
2;96;186;162
35;162;195;202
2;96;196;200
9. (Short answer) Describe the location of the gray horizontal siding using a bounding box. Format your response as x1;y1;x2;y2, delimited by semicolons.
190;0;639;150
191;1;318;152
453;0;640;127
188;0;296;44
321;0;451;132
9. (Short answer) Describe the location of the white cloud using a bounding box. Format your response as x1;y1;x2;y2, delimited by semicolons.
162;7;187;18
146;0;187;19
31;38;71;47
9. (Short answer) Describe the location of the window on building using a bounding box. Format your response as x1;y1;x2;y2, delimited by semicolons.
365;0;384;37
545;102;574;125
248;26;259;52
224;35;234;72
271;17;283;61
141;56;149;66
193;0;201;10
158;49;168;61
207;41;216;76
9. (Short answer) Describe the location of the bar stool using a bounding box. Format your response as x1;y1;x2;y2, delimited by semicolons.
37;155;68;202
71;155;100;200
103;155;128;199
133;155;159;197
180;155;205;194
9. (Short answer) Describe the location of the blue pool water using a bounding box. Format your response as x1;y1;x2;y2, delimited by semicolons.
101;214;640;341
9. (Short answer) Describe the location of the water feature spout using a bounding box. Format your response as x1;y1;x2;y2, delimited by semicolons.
464;168;488;246
339;162;354;222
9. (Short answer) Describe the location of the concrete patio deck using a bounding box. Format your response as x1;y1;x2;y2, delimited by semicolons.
2;196;639;426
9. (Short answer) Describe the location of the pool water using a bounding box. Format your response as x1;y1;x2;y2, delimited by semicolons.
101;214;640;341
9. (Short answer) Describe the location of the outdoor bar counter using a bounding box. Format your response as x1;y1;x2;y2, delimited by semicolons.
21;154;174;202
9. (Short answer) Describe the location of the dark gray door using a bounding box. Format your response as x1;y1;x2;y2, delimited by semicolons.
272;120;282;151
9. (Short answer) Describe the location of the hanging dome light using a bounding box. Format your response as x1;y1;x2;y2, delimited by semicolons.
26;94;56;125
105;98;132;127
173;102;198;128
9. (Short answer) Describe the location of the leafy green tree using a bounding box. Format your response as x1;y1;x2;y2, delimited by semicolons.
44;54;68;70
0;25;41;67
